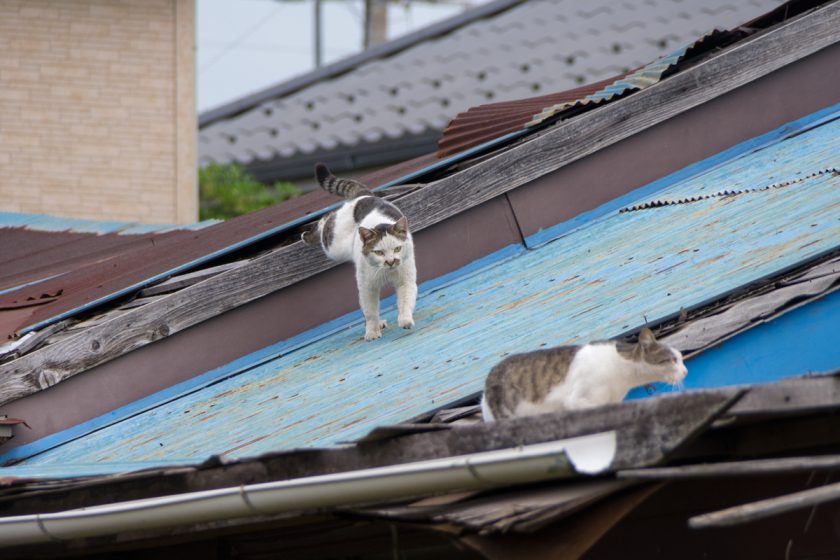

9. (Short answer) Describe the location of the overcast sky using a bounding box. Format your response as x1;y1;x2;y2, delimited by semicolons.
197;0;483;113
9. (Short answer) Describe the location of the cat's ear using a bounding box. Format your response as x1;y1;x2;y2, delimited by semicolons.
358;227;376;245
639;327;656;345
390;217;408;238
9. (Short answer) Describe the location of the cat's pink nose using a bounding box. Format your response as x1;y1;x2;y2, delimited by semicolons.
385;258;399;267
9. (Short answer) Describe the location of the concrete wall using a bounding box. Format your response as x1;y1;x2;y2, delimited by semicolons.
0;0;196;224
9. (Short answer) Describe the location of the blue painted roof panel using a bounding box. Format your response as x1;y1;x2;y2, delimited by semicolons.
12;114;840;469
0;211;219;235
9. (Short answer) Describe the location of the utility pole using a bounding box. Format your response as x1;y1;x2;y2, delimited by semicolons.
363;0;388;48
313;0;323;67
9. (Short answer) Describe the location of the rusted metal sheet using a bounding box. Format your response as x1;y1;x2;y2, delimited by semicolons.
437;30;736;158
0;191;332;340
437;76;622;158
11;113;840;467
526;30;735;128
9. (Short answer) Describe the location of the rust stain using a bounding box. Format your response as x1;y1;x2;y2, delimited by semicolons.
571;304;604;319
339;416;369;430
220;434;271;456
656;259;688;274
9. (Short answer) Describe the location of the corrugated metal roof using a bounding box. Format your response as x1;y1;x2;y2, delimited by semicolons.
14;111;840;469
0;190;339;340
198;0;784;180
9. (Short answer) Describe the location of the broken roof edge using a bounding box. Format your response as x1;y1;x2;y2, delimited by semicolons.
1;384;737;490
198;0;525;128
5;374;840;555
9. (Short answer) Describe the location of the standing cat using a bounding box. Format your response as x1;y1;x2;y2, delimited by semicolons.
302;163;417;341
481;328;687;421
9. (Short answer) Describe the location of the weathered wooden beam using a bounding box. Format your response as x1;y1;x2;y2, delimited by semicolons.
722;374;840;418
689;480;840;529
459;482;663;560
0;321;68;364
136;261;244;298
0;244;336;405
0;5;837;405
619;454;840;480
398;2;840;232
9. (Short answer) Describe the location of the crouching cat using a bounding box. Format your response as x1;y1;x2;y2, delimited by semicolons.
481;328;687;421
303;163;417;341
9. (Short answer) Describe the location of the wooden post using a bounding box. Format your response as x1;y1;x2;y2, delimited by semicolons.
314;0;323;68
364;0;388;48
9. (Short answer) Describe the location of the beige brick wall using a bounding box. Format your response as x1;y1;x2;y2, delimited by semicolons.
0;0;197;224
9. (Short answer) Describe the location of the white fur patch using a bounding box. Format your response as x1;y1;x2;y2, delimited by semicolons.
509;342;688;418
320;197;418;341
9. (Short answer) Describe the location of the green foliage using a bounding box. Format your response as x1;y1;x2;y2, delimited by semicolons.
199;163;301;220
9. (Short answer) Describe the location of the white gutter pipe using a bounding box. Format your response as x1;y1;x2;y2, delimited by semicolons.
0;431;615;548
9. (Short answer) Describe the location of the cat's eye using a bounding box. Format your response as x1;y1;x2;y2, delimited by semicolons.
394;246;402;253
373;250;385;256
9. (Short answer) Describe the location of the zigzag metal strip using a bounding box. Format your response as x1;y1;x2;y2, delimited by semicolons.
619;167;840;213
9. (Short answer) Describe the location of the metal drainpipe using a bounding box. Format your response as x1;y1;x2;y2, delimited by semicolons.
0;431;616;547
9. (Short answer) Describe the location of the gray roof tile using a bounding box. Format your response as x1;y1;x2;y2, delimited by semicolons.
199;0;784;179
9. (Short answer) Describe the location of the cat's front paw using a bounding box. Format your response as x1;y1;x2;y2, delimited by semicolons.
398;315;414;329
364;320;386;341
364;328;382;341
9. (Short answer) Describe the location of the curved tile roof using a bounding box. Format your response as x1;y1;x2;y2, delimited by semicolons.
199;0;784;179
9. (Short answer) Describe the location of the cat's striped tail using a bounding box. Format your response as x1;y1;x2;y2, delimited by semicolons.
314;163;372;199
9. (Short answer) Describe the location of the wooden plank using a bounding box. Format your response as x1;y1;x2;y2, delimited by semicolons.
0;321;68;362
619;454;840;480
431;405;482;424
0;243;335;405
722;374;840;418
136;261;244;297
688;480;840;529
352;478;636;530
0;6;838;405
459;482;662;560
116;293;172;311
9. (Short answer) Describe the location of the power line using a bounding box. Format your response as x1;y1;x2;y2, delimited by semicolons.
199;4;285;74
